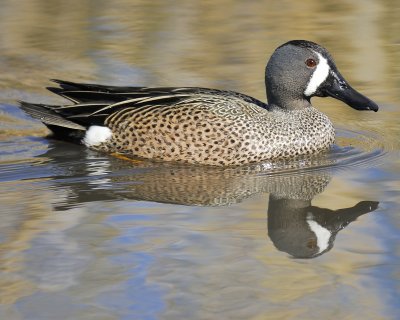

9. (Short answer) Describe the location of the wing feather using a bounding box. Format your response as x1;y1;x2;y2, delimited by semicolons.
20;79;268;130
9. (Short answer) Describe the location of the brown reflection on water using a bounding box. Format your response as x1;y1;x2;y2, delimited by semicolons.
0;0;399;318
0;181;124;310
0;185;52;304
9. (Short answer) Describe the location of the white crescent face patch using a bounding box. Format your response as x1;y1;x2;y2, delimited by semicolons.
304;52;330;96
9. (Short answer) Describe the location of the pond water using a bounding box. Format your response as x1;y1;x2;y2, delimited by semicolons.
0;1;399;319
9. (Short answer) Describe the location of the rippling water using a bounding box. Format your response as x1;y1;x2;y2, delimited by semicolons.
0;1;399;319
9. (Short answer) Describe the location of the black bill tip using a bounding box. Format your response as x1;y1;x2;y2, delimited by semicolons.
366;101;379;112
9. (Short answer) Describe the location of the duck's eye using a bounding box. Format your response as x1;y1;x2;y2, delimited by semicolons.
305;58;317;68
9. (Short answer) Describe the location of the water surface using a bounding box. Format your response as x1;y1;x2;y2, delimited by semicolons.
0;1;399;319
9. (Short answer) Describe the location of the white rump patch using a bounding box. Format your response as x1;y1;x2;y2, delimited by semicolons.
83;125;112;147
306;212;331;253
304;52;330;96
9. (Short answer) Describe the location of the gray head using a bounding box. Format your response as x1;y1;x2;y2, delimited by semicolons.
265;40;379;112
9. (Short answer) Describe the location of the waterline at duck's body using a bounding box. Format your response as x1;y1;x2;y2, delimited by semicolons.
96;104;334;166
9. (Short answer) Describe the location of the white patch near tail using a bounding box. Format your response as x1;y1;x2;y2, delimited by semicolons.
306;212;331;253
83;126;112;147
304;52;330;96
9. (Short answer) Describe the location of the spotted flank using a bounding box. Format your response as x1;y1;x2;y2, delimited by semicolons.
18;40;379;166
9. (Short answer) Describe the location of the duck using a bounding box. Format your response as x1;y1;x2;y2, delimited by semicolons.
19;40;379;166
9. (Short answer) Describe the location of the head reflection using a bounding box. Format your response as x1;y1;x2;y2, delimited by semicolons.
268;196;379;259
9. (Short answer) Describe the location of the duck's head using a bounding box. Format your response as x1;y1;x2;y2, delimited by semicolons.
265;40;379;112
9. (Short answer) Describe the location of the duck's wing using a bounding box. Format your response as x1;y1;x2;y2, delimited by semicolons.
47;79;267;107
19;79;268;130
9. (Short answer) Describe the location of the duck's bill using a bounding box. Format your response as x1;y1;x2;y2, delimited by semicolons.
321;72;379;112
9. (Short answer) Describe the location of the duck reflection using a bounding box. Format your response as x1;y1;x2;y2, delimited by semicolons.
268;195;378;258
42;141;379;258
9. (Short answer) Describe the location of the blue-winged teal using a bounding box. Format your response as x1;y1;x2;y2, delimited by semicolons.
19;40;378;166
